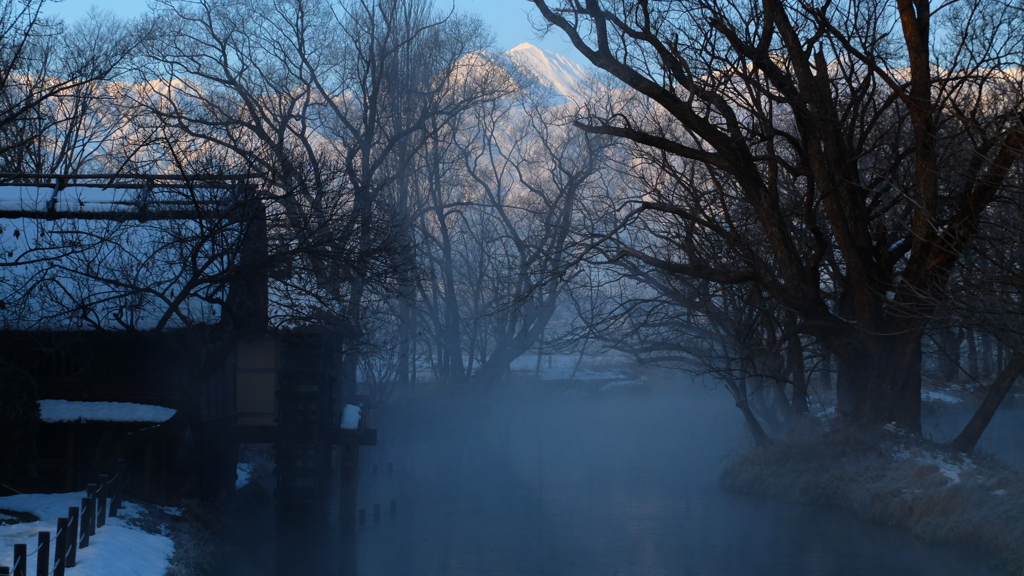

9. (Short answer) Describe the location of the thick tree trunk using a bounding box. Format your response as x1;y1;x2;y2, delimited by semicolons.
835;329;923;432
786;323;809;413
949;352;1024;452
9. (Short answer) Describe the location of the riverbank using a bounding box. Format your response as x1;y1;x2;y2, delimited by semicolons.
720;426;1024;574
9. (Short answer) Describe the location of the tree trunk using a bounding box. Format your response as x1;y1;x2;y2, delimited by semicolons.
786;320;809;413
937;327;962;383
949;352;1024;452
834;328;923;432
967;329;978;380
981;332;994;380
818;348;832;388
397;298;410;386
725;376;772;447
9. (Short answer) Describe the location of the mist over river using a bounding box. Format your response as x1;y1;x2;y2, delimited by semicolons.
351;378;1006;576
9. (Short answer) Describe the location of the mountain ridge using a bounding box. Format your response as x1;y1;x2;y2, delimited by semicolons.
503;42;594;103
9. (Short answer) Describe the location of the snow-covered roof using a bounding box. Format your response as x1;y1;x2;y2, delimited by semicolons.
38;399;177;423
0;180;243;330
0;183;228;218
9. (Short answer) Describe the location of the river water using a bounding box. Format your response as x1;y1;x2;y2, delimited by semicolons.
215;379;1011;575
353;382;1007;576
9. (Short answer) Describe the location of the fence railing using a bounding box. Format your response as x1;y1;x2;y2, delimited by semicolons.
0;459;127;576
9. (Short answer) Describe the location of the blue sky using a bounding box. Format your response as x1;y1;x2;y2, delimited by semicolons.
44;0;588;65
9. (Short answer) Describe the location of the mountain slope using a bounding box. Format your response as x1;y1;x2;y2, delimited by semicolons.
505;43;594;103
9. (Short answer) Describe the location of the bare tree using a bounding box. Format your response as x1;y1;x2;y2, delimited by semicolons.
0;3;142;172
409;91;609;386
942;181;1024;450
531;0;1024;433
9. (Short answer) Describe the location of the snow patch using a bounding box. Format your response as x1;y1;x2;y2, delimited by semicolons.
928;457;969;484
235;463;253;490
814;406;837;423
922;389;963;404
0;492;173;576
341;404;362;430
889;238;908;252
508;353;633;381
597;380;638;392
38;400;176;423
888;443;976;486
891;447;912;461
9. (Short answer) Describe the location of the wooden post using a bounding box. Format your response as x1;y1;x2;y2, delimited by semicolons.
13;543;26;576
64;427;75;492
143;444;153;499
79;497;91;548
110;459;126;517
66;507;78;567
85;484;97;537
36;531;49;576
54;519;67;576
97;475;108;528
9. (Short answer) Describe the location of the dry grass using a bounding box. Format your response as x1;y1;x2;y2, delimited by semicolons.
125;499;219;576
721;427;1024;574
0;508;38;526
160;501;219;576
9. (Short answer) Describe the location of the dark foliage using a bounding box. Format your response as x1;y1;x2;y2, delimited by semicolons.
0;359;40;490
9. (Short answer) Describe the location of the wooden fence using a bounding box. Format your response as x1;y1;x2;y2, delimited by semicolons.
0;459;127;576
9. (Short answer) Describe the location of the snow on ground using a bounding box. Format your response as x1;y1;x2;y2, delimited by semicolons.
159;507;183;517
889;443;976;485
341;404;362;430
38;400;176;423
813;406;837;430
508;353;632;381
235;463;253;490
924;453;975;485
0;492;174;576
922;389;964;404
398;352;636;384
597;380;638;392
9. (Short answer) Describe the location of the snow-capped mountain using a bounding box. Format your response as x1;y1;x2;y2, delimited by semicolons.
504;43;594;103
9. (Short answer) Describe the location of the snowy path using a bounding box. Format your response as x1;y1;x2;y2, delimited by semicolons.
0;492;173;576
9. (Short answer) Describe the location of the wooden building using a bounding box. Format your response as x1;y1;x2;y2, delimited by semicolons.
0;175;375;506
1;326;375;502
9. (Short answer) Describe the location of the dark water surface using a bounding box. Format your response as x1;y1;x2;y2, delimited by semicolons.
923;395;1024;471
355;383;1006;576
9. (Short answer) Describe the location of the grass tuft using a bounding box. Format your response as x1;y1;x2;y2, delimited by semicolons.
125;499;220;576
721;427;1024;574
